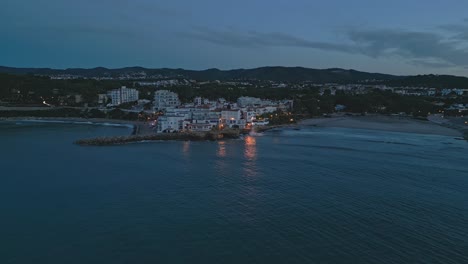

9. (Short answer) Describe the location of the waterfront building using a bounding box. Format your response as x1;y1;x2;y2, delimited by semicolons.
186;121;213;132
242;109;257;121
192;111;221;129
221;110;246;128
156;114;185;133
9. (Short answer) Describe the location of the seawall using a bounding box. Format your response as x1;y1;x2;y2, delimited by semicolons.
75;130;240;146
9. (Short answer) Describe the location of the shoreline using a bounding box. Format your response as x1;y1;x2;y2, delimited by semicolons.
298;115;463;137
2;115;466;145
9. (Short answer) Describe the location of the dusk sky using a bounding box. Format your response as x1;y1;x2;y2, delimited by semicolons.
3;0;468;76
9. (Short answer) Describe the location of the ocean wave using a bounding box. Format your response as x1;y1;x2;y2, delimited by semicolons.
282;142;360;152
360;139;420;147
98;122;134;128
8;119;134;129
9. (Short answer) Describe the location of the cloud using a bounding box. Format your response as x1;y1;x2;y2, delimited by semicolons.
186;21;468;69
184;28;356;53
347;29;468;67
11;23;137;39
438;21;468;42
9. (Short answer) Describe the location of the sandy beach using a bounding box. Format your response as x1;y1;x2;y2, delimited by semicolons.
299;115;463;137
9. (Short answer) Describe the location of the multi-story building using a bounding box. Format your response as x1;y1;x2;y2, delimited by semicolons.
194;97;203;106
255;106;278;116
242;109;257;122
221;110;246;128
154;90;181;110
192;111;221;129
237;96;262;107
186;122;213;132
156;114;185;133
107;86;139;106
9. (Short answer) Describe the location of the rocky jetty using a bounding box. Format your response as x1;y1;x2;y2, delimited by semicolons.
75;130;240;146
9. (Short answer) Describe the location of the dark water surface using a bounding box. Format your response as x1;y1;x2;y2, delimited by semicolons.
1;121;467;264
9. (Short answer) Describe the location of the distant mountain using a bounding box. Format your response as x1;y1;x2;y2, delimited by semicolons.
0;66;401;83
1;66;468;88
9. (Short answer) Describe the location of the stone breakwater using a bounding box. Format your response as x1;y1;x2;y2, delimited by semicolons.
75;130;241;146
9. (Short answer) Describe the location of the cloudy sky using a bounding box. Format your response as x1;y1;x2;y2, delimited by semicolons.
2;0;468;75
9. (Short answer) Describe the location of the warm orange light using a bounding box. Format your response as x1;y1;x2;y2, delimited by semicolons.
244;136;257;161
217;141;226;157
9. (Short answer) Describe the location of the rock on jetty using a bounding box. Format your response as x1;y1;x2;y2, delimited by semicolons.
75;130;240;146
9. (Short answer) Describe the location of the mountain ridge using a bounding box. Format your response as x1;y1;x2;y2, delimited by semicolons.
1;66;468;88
0;66;401;82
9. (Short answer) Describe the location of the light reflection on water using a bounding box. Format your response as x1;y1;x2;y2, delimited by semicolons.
243;136;258;177
215;141;228;176
244;136;257;160
217;141;226;158
182;141;190;157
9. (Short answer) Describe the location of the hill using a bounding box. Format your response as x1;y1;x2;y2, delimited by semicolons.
2;66;468;88
0;66;400;83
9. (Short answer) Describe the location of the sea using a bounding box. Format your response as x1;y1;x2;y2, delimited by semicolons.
0;121;467;264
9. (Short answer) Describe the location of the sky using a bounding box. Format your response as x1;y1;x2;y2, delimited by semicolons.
2;0;468;76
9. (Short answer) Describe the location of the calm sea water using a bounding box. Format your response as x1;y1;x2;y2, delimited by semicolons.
1;121;467;264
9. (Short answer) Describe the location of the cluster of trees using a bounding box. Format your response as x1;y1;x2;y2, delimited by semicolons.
166;83;294;103
0;73;135;106
386;74;468;89
293;89;439;117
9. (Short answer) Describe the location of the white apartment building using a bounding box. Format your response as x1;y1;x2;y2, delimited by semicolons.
186;122;213;132
221;110;246;128
237;96;262;107
156;114;186;133
107;86;139;106
241;108;257;121
255;106;278;116
154;90;181;110
194;97;203;106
